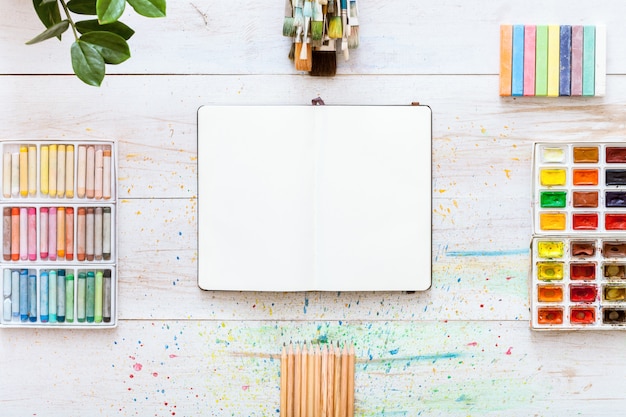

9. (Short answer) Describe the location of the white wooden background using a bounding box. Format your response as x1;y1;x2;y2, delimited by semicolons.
2;1;626;416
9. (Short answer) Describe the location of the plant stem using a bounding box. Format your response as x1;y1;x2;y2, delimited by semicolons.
59;0;79;40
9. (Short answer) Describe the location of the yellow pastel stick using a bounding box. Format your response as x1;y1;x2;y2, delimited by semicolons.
547;25;560;97
49;144;57;197
41;145;49;195
19;146;27;197
28;145;36;196
65;145;74;198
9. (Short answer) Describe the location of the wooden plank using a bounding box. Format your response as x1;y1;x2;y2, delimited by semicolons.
1;1;625;76
0;320;625;416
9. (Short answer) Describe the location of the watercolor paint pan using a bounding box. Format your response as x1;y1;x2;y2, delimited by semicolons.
531;236;626;329
533;143;626;234
531;142;626;330
0;140;117;329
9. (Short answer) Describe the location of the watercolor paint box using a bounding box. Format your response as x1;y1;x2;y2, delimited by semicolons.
531;143;626;329
0;140;117;328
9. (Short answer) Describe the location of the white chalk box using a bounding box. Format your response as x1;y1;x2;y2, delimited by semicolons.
0;140;117;328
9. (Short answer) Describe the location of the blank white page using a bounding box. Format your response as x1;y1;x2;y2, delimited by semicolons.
198;106;316;290
314;106;431;291
197;105;432;291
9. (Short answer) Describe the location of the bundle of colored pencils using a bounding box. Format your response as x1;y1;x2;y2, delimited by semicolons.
280;342;355;417
283;0;359;76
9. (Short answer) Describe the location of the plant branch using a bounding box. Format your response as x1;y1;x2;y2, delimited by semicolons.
59;0;79;40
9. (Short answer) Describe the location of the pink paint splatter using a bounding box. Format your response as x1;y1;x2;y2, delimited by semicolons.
242;385;249;391
467;342;478;346
169;354;178;359
129;355;136;360
152;372;159;377
133;363;143;371
505;347;513;355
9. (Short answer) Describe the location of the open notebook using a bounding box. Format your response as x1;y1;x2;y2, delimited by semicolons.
197;105;432;291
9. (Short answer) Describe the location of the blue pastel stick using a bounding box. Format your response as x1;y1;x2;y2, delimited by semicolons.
28;273;37;322
19;269;27;322
511;25;525;96
57;269;65;323
40;271;49;323
559;25;572;96
49;270;57;322
11;270;19;319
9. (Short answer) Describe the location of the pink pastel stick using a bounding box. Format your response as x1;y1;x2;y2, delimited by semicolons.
523;25;536;96
28;207;36;261
571;25;583;96
40;208;49;259
49;207;57;261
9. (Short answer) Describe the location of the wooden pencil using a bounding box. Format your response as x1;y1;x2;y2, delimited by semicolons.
294;344;301;417
321;345;328;417
333;344;341;417
287;343;294;417
281;345;287;417
308;344;315;417
327;344;335;417
340;345;348;417
302;343;309;416
313;344;321;417
347;345;355;417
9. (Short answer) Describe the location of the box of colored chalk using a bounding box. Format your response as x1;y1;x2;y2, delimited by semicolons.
531;143;626;330
500;24;606;97
0;140;117;328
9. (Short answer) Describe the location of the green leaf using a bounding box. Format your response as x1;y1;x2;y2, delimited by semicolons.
26;20;70;45
71;40;105;86
32;0;63;38
127;0;166;17
80;31;130;64
76;19;135;40
96;0;125;24
67;0;97;15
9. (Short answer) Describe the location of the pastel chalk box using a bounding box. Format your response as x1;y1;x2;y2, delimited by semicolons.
531;143;626;329
0;140;118;328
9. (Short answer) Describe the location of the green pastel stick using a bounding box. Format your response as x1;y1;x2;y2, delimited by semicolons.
582;25;595;96
65;273;74;323
95;270;103;323
535;25;548;96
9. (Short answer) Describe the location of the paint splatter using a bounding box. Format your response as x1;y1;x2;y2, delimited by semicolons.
505;347;513;355
133;363;143;371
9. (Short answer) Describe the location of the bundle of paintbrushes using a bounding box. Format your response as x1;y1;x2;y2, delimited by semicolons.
280;341;355;417
283;0;359;76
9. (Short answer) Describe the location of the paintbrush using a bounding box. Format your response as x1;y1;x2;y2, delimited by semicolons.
299;0;313;61
347;0;359;49
311;0;324;44
283;0;296;37
311;38;337;76
294;27;312;71
340;0;350;59
327;0;342;39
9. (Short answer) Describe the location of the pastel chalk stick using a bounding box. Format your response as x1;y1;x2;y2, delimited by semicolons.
547;25;560;97
499;25;513;96
594;24;606;97
559;25;571;96
523;25;536;96
582;25;595;96
512;25;525;96
570;25;583;96
535;25;548;96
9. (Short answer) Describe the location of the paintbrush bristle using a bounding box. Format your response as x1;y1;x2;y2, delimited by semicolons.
283;17;297;37
328;16;342;38
310;50;337;76
347;25;359;48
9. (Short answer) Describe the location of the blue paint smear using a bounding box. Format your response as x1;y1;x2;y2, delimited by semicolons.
303;297;309;314
389;348;399;355
446;248;529;257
